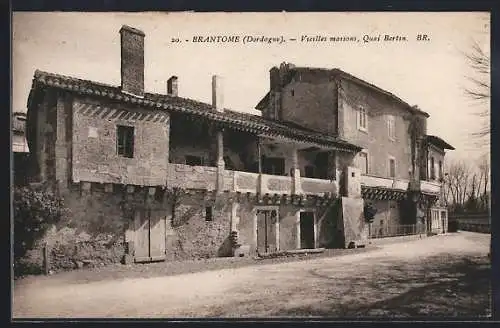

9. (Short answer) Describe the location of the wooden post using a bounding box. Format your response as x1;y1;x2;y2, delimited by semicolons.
43;242;49;275
257;138;262;174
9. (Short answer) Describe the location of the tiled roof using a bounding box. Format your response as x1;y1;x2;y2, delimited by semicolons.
30;70;361;152
425;135;455;150
256;65;430;118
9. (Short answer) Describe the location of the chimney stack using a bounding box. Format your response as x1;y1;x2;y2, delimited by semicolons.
119;25;145;97
167;76;178;97
212;75;224;112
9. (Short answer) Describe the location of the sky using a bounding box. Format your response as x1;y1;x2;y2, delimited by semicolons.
12;12;490;162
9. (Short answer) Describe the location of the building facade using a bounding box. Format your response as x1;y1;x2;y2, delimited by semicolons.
23;25;453;268
256;62;454;239
12;112;31;186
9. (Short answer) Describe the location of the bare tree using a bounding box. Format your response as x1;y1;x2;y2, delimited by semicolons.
445;159;473;209
463;36;490;148
477;154;490;210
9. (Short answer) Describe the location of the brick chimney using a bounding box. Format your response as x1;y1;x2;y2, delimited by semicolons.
212;75;224;112
119;25;145;97
167;76;178;96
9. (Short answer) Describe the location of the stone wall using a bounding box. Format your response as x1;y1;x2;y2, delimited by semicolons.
71;96;170;186
234;201;342;255
338;196;366;248
166;193;232;260
370;200;401;227
17;186;129;273
338;79;413;180
280;72;338;135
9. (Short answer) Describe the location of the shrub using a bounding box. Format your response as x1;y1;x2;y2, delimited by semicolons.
13;184;68;275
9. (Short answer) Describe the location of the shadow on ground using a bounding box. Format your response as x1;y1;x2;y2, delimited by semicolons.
280;255;491;318
205;254;491;319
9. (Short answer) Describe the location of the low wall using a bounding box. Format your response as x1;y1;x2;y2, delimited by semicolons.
449;213;490;234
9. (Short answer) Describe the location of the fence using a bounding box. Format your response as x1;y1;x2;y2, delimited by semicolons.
368;223;426;239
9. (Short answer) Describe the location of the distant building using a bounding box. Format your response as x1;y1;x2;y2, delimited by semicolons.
24;25;454;268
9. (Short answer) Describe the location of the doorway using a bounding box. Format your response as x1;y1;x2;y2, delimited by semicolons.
134;209;166;263
300;211;315;249
256;209;278;254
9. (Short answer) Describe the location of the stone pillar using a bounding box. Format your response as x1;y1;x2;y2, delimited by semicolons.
295;211;301;249
257;138;265;195
55;94;68;193
327;151;337;180
291;148;302;195
345;166;361;198
216;129;225;192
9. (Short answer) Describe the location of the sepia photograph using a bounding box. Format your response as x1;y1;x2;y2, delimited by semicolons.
12;11;491;319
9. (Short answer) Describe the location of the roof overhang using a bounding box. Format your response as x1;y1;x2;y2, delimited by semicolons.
29;70;362;154
425;135;455;150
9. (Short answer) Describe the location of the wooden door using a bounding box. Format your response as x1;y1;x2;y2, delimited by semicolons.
134;209;151;263
134;209;166;263
149;210;166;261
256;210;277;254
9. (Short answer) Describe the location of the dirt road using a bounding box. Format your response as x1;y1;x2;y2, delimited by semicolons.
13;232;491;318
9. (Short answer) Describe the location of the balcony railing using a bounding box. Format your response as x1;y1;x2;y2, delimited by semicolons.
232;170;259;193
360;174;409;191
223;169;339;196
420;180;442;194
261;174;292;194
301;177;337;196
368;223;426;239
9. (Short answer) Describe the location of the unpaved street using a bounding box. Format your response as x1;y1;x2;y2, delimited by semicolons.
13;232;491;318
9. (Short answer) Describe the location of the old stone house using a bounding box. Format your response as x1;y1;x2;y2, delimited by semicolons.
255;62;454;238
24;25;453;267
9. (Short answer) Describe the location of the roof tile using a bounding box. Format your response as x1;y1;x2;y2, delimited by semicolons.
30;70;361;151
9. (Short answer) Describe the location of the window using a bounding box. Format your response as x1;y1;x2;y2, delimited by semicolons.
387;115;396;140
438;160;443;180
185;155;203;166
117;125;134;158
205;206;213;222
388;157;396;178
357;106;368;131
358;151;368;175
430;157;435;180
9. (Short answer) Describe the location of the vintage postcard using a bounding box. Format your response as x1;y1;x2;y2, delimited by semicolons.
12;11;491;319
